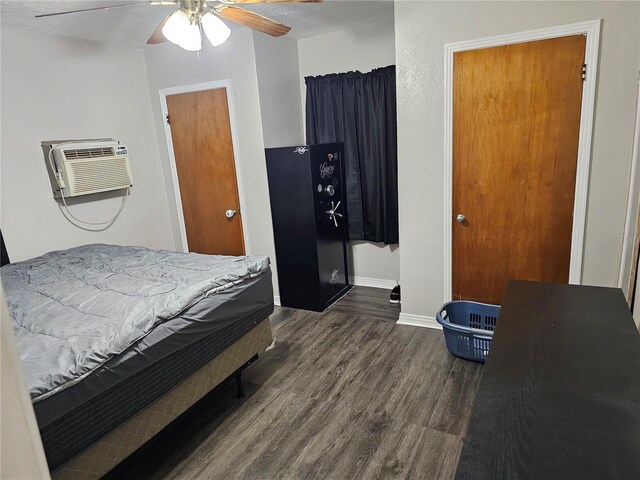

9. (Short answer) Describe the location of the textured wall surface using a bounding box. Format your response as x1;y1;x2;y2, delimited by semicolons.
254;32;305;149
298;19;400;283
144;30;281;295
0;29;174;261
395;1;640;318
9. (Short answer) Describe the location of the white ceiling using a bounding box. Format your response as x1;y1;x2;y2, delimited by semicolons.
0;0;394;48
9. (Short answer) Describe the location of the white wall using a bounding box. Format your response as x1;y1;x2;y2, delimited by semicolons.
1;287;50;479
298;19;400;284
395;1;640;319
253;32;305;148
144;29;281;295
0;29;174;261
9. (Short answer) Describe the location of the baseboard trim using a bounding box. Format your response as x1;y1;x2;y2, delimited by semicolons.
273;295;281;307
350;276;397;290
397;313;442;330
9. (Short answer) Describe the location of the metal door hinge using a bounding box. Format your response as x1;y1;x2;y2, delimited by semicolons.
165;114;170;125
582;64;587;81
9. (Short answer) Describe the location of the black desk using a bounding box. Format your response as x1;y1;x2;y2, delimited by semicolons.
455;281;640;480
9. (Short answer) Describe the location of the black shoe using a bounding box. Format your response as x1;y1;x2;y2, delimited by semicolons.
390;284;400;304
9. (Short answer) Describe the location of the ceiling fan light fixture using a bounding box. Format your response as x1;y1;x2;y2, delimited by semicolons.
201;12;231;47
161;10;189;44
162;9;201;51
177;22;202;51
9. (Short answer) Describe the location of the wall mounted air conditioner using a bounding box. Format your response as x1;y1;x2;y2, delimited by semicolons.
48;140;133;198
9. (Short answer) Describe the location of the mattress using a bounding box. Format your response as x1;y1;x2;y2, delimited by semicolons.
4;244;269;401
35;269;274;470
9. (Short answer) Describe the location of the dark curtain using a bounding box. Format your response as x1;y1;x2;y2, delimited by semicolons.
305;65;398;244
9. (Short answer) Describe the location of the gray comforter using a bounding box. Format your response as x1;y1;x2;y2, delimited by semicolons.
1;244;269;403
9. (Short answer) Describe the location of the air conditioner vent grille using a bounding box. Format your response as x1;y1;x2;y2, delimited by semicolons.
68;157;132;195
63;147;115;159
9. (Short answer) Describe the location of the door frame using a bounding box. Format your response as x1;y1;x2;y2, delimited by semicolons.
443;19;601;302
159;80;250;253
617;77;640;302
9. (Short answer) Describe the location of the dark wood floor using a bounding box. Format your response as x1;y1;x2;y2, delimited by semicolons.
110;287;483;480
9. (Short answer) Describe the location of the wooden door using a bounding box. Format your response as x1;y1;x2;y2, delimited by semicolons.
452;35;586;305
166;88;245;256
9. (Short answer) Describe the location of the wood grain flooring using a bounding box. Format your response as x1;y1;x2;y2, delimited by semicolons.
108;287;482;480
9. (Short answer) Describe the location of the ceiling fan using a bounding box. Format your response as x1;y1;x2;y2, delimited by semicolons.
35;0;322;51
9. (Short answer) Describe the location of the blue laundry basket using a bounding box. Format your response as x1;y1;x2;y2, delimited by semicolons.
436;301;500;363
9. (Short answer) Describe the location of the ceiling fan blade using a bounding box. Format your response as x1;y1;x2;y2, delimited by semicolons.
225;0;322;3
35;2;151;19
217;6;291;37
147;13;172;44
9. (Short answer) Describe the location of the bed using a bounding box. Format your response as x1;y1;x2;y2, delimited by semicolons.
0;238;274;479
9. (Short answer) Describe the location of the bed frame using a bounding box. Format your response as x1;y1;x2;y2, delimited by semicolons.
51;318;273;480
0;233;273;479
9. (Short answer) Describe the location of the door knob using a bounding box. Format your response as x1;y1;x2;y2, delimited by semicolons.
456;214;466;223
225;209;237;218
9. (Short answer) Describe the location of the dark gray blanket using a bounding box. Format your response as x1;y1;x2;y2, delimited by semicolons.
1;244;269;402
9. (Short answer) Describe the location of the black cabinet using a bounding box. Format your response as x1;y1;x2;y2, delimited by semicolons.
265;143;351;312
455;281;640;479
